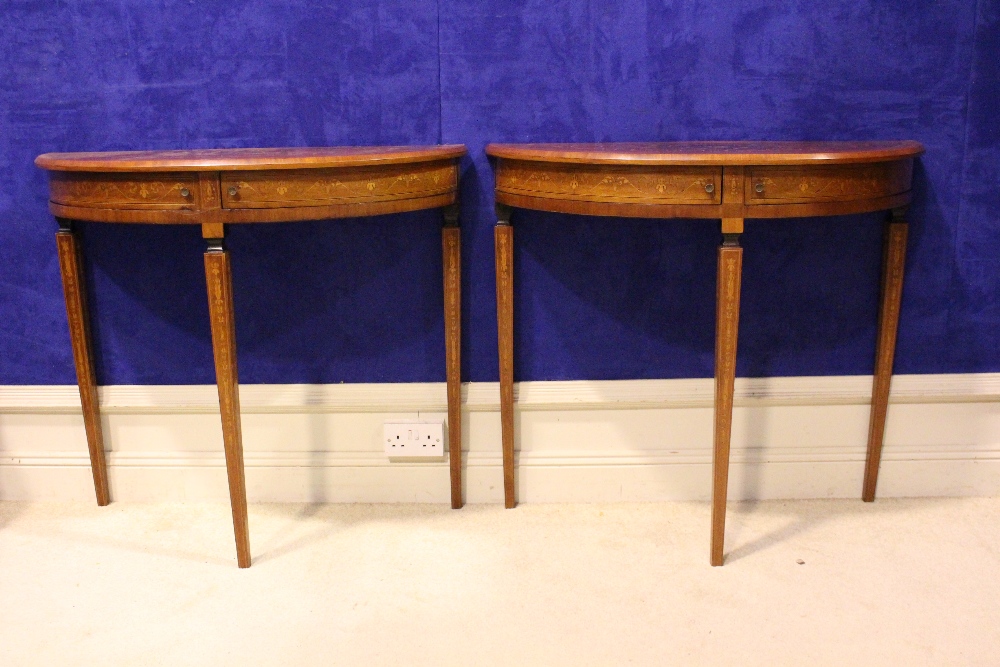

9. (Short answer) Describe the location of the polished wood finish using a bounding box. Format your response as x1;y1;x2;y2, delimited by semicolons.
486;141;924;165
490;142;921;221
204;239;250;568
442;204;463;509
486;141;922;564
711;236;743;567
746;162;912;204
37;147;464;227
35;146;467;172
496;160;721;205
49;171;200;210
863;213;909;502
221;162;457;209
38;146;467;567
495;204;516;508
55;221;109;506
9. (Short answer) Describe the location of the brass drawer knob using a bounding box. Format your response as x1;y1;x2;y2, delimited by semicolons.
228;186;238;197
179;188;190;198
754;182;764;194
704;182;715;194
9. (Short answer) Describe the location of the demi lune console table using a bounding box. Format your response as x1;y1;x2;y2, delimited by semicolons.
36;145;467;568
485;140;924;566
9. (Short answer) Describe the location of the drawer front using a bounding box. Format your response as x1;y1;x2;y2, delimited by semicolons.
747;160;913;204
48;172;199;209
496;160;722;204
221;161;458;209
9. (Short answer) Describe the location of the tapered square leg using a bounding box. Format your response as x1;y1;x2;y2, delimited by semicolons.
862;212;908;502
711;230;743;566
204;230;250;568
495;204;516;508
55;219;110;506
442;204;463;509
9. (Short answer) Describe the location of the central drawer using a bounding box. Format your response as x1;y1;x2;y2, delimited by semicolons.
495;159;722;204
221;161;458;209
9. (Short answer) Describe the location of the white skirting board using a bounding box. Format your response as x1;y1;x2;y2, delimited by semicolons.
1;374;999;502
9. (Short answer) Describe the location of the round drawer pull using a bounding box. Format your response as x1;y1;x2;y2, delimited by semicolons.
704;182;715;194
754;182;765;194
179;188;190;198
228;186;239;197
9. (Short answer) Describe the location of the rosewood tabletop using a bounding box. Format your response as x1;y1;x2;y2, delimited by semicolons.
36;145;467;568
485;140;924;566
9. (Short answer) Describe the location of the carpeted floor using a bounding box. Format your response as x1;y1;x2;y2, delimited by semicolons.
1;497;998;665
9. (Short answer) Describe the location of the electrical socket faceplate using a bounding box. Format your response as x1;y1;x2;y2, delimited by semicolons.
383;422;445;458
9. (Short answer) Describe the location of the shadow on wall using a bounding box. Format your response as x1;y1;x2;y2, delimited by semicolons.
79;209;448;385
457;156;484;385
511;206;893;381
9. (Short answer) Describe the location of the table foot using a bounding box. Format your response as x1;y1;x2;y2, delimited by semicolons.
55;219;110;507
204;229;251;568
862;211;908;502
442;204;463;509
495;204;516;508
711;229;743;566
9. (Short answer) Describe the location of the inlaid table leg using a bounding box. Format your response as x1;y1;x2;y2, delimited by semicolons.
442;204;464;509
862;210;909;502
495;204;516;508
203;224;251;568
711;222;744;566
55;218;110;506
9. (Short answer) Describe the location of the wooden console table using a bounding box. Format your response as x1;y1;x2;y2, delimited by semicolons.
485;141;924;565
36;145;467;567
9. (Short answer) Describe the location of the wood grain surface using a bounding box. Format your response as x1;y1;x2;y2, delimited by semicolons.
496;160;720;204
863;215;909;502
36;145;466;172
711;238;743;567
56;225;110;506
49;171;200;210
746;161;912;204
442;205;463;509
486;141;923;165
221;161;456;208
204;244;251;568
494;205;516;509
490;144;919;221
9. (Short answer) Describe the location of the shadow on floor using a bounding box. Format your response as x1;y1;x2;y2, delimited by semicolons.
252;503;466;565
721;496;954;564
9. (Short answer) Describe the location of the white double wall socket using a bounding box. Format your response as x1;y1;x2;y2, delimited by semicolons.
383;421;445;458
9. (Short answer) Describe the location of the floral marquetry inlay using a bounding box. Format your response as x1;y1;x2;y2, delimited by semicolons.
496;160;722;204
49;172;199;209
222;161;457;209
747;162;912;203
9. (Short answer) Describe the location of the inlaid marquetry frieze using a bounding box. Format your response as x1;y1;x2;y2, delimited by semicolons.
221;161;457;208
49;172;200;209
495;160;722;204
747;161;912;203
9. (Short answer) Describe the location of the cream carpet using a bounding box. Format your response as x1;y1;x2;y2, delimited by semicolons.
1;497;998;665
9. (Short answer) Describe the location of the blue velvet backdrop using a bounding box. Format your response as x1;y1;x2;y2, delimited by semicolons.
0;0;997;385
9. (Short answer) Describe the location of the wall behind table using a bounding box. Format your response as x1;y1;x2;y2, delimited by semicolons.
1;0;998;386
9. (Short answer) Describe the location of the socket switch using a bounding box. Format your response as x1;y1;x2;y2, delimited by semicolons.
384;421;445;458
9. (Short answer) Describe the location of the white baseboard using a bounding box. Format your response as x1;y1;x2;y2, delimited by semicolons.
2;374;999;503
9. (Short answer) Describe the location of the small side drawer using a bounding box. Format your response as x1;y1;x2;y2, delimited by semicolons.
48;172;199;209
221;161;458;209
496;160;722;204
747;161;913;204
